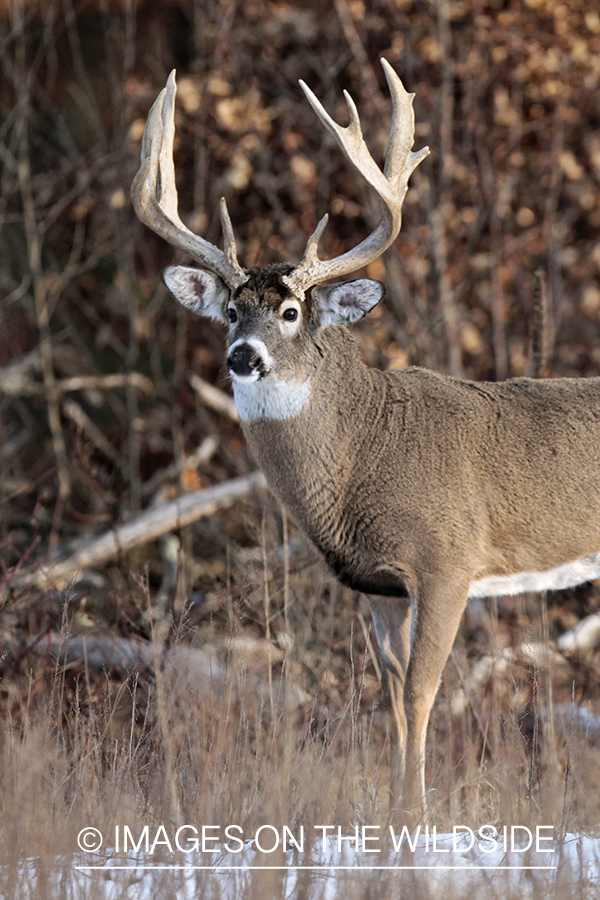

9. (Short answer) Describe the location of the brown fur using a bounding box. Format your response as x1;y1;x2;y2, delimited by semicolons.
159;256;600;813
238;322;600;812
244;327;600;588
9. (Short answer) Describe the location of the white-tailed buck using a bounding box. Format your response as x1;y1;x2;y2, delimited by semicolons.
132;62;600;813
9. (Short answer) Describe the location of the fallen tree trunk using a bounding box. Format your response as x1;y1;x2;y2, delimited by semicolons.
11;471;266;589
0;630;309;716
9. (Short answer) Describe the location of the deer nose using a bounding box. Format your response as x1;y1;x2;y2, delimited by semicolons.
227;343;263;378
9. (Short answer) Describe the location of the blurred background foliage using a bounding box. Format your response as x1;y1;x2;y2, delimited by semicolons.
1;0;600;749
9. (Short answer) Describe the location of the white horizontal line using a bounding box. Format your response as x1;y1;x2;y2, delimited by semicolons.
75;864;559;871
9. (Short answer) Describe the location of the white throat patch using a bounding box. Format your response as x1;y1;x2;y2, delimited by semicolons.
233;377;311;421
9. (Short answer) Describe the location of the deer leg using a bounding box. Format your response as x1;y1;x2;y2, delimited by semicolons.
402;576;470;815
369;594;413;802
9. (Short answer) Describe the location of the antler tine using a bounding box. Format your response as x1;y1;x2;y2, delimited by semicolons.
283;60;429;298
131;71;246;290
299;80;394;206
381;59;430;189
219;197;244;275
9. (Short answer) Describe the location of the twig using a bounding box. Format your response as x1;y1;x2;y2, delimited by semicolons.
0;500;41;594
0;428;30;465
434;0;463;378
140;434;219;500
11;471;267;589
282;509;290;633
62;398;126;473
0;347;41;392
59;372;154;394
0;369;154;397
189;372;239;422
262;512;274;717
16;73;71;522
532;268;549;378
334;0;387;119
358;610;381;684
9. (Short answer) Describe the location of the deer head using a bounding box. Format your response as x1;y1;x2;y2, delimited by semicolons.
131;62;429;393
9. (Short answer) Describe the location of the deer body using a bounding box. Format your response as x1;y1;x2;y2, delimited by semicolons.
132;62;600;813
238;313;600;809
219;270;600;591
238;323;600;605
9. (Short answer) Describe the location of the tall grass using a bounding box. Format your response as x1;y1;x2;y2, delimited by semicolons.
1;2;600;896
1;531;598;897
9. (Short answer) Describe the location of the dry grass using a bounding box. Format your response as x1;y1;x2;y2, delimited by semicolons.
2;1;600;896
1;526;600;898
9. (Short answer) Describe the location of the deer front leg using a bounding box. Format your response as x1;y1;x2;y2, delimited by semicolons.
369;594;413;804
371;576;470;817
402;575;470;815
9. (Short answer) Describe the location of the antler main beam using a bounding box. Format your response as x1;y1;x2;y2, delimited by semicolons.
132;62;427;297
131;71;247;290
283;59;430;297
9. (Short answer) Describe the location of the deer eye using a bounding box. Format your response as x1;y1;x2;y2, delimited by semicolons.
228;308;238;323
282;308;298;322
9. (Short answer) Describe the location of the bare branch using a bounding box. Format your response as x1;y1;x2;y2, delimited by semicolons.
189;373;239;422
11;472;267;589
532;268;549;378
0;369;154;398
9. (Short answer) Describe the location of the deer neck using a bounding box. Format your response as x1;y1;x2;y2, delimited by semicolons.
234;328;382;528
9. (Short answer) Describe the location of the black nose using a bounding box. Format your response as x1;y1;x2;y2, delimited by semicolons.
227;344;262;377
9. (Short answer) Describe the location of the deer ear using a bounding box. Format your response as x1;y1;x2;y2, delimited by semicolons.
162;266;229;324
312;279;385;327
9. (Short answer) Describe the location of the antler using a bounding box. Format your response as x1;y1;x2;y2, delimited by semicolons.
131;70;247;290
283;59;429;298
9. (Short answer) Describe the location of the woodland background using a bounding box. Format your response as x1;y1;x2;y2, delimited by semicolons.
1;0;600;890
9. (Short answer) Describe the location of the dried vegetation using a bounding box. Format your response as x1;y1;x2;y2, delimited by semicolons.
1;0;600;889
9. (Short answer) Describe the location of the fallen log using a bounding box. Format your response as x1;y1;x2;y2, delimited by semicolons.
10;471;266;589
0;630;309;715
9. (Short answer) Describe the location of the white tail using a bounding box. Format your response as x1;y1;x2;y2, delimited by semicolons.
132;63;600;815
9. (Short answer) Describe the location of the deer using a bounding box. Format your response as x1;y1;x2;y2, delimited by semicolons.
131;61;600;815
